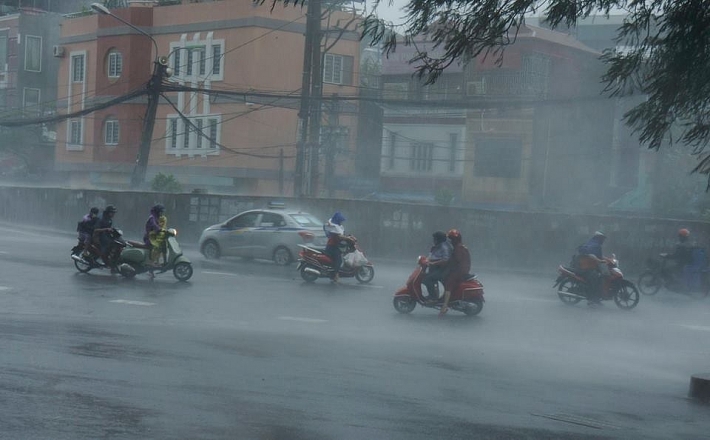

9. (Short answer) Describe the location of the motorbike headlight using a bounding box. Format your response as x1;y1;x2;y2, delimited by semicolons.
168;228;177;236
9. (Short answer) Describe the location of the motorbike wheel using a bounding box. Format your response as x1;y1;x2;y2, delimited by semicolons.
74;258;92;273
393;296;416;314
355;266;375;284
173;262;193;282
637;271;661;295
300;265;319;283
613;281;640;310
463;298;484;316
557;278;584;305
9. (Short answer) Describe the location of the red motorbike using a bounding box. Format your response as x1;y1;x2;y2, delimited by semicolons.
393;256;485;316
297;235;375;283
554;254;640;310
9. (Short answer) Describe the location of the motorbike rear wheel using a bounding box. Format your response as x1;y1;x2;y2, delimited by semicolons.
613;281;640;310
300;265;319;283
557;278;584;305
173;262;193;282
463;298;484;316
355;265;374;284
637;271;661;295
393;296;416;314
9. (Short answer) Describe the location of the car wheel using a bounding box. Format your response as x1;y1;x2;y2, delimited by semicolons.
202;240;221;260
273;246;292;266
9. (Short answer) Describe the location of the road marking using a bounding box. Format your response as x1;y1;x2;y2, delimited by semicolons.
675;324;710;332
277;316;328;324
110;299;156;306
0;251;7;254
202;270;240;277
532;413;622;430
0;286;10;291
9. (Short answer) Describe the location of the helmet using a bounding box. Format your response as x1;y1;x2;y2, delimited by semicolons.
432;231;447;244
90;207;100;215
447;229;462;243
678;228;690;238
152;204;165;215
331;212;346;226
104;205;117;214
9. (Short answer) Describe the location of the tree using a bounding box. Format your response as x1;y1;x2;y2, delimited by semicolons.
357;1;710;185
151;173;182;193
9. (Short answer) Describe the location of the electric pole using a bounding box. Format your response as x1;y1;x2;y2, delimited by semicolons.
295;0;316;197
307;0;323;197
325;93;340;197
131;57;168;188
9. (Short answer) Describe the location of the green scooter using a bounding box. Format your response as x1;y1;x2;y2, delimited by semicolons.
117;228;193;281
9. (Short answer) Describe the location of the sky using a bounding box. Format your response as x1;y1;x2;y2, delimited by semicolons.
365;0;409;24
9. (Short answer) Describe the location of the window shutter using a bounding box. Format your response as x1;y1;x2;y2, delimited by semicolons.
342;55;354;86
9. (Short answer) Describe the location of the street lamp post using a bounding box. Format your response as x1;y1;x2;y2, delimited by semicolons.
90;3;170;188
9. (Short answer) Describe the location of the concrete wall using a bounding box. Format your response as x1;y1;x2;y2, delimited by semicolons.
1;185;707;274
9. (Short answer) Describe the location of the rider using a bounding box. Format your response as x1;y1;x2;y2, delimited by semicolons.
439;229;471;317
93;205;118;267
576;231;607;305
662;228;693;288
76;207;99;257
422;231;453;302
324;212;347;282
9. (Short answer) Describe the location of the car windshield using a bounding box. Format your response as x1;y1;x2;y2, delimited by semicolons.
289;213;322;228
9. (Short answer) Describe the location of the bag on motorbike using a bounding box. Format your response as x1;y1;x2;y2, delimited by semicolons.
344;250;367;268
323;222;344;238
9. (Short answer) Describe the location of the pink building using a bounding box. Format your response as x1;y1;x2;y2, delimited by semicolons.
55;1;361;194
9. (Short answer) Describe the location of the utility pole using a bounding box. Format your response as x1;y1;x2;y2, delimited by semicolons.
325;93;340;197
131;58;168;188
295;0;325;198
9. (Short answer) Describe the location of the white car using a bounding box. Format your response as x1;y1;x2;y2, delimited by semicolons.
198;207;327;265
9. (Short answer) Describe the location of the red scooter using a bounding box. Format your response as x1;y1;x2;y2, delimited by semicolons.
297;235;375;283
393;256;485;316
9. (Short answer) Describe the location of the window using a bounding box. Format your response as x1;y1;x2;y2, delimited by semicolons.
24;35;41;72
168;118;178;149
474;138;522;178
69;119;82;146
72;54;85;82
0;35;7;69
107;51;123;78
323;53;343;84
228;212;259;229
260;213;285;227
388;131;397;169
195;119;203;148
207;118;218;149
449;133;458;172
104;119;119;145
183;119;191;149
410;142;433;172
23;88;40;115
169;40;224;79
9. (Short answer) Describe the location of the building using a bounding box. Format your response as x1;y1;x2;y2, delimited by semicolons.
54;1;362;195
379;25;623;212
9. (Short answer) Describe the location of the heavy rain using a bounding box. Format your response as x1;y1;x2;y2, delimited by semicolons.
0;0;708;439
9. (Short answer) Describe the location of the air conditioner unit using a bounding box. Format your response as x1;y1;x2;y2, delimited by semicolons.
53;45;65;58
467;80;486;95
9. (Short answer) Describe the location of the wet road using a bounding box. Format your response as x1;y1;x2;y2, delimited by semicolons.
0;223;709;439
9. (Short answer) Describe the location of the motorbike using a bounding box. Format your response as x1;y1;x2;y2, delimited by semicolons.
71;228;127;273
297;235;375;283
637;254;709;299
392;256;485;316
71;228;193;282
554;254;640;310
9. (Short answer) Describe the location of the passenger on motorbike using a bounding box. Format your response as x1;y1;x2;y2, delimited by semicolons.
422;231;453;302
77;207;99;257
144;204;168;267
575;231;607;305
93;205;118;267
661;228;693;288
439;229;471;317
324;212;347;282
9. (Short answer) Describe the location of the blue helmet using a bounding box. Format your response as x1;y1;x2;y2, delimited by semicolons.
331;212;346;225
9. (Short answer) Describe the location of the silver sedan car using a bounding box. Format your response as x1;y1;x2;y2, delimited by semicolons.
198;208;327;265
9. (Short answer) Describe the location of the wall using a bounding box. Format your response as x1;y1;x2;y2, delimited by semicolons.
1;186;707;275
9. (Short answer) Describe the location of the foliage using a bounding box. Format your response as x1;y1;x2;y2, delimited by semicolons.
358;1;710;186
102;0;128;8
435;187;454;206
151;173;183;193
